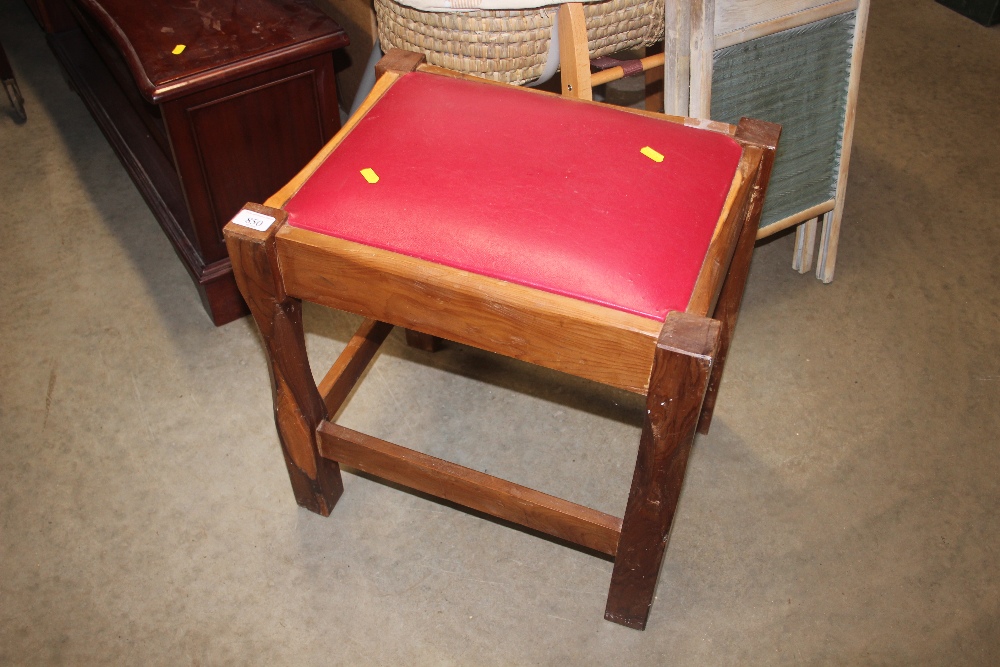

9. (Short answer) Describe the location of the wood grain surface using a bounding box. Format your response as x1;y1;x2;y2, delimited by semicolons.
605;311;720;630
275;225;663;394
317;422;623;555
374;48;426;79
590;53;665;87
715;0;859;48
756;198;835;239
686;155;755;317
663;0;692;115
223;204;344;515
816;0;869;282
689;0;715;117
64;0;348;103
317;318;393;417
558;3;593;100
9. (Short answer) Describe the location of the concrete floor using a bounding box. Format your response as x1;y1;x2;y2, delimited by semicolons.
1;0;998;663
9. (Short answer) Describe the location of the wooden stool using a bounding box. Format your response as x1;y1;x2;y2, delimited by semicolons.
224;51;779;630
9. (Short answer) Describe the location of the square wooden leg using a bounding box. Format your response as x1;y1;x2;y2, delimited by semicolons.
404;329;443;352
792;216;819;273
224;205;344;516
605;311;720;630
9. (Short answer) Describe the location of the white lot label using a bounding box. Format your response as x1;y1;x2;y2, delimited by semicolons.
231;209;275;232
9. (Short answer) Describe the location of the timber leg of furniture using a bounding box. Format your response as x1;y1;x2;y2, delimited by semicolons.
224;206;344;516
605;312;719;629
404;330;443;352
558;2;592;100
793;216;819;273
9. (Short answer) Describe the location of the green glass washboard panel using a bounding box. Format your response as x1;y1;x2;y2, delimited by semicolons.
711;12;856;228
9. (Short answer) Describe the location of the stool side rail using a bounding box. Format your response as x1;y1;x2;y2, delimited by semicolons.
697;118;782;433
686;150;757;317
274;225;663;394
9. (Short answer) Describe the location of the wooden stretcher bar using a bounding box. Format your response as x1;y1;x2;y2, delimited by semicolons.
318;318;394;416
317;421;624;556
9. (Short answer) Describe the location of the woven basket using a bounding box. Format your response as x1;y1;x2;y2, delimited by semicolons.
375;0;665;85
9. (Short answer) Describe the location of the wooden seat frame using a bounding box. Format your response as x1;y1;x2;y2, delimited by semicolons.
223;52;779;631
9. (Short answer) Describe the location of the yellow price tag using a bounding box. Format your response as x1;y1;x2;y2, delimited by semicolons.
172;44;186;55
360;168;379;184
641;146;664;163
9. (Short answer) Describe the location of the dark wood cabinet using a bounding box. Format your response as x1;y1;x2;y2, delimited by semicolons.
41;0;349;324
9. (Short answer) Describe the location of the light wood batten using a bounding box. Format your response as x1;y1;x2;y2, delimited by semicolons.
714;0;858;41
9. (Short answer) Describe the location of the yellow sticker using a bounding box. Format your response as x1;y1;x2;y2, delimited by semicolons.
360;168;379;184
641;146;664;163
172;44;186;55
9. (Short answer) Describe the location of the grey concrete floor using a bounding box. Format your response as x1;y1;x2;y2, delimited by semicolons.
1;0;998;663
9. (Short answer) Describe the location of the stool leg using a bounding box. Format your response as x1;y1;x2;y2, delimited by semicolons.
792;217;818;274
404;330;443;353
605;312;720;630
225;208;344;516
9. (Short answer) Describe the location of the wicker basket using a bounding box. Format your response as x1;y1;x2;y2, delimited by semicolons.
375;0;665;85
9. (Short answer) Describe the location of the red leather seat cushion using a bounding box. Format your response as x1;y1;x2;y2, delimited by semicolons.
284;71;743;321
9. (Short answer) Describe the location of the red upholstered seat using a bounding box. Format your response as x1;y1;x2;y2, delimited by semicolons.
284;71;743;321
